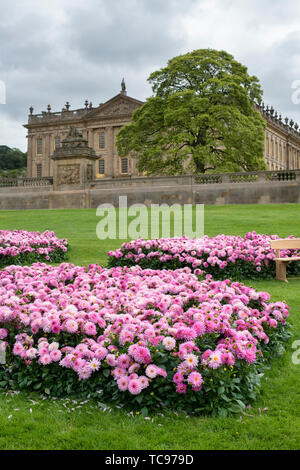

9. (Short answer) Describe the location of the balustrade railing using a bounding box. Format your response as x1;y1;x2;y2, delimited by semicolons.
193;170;300;185
0;177;53;188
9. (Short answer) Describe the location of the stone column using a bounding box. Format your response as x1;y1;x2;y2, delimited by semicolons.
286;136;290;170
106;126;114;177
27;135;33;177
88;129;94;149
46;134;51;177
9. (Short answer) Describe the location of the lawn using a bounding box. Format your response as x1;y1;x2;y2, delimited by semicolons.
0;204;299;450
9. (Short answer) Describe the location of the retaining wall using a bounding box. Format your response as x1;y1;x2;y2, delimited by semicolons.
0;171;299;210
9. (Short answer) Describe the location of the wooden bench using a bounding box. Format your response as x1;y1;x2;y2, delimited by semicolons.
270;239;300;282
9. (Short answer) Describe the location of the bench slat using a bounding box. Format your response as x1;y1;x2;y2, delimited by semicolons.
270;239;300;249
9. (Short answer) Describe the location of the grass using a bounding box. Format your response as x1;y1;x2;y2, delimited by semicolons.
0;204;300;450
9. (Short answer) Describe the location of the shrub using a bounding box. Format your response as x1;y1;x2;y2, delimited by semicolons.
0;230;68;267
0;263;290;416
107;231;300;280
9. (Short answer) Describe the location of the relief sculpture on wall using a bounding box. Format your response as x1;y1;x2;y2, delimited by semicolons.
57;164;80;185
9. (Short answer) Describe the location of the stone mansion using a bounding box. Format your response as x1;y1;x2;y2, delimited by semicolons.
24;81;300;178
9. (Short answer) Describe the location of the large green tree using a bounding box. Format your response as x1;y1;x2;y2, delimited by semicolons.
116;49;267;175
0;145;27;170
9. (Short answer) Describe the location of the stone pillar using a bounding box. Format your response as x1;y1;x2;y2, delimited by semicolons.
46;134;51;177
93;130;98;152
27;135;33;177
88;129;94;149
106;126;114;177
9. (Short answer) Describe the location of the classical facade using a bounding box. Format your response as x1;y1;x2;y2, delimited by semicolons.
24;81;143;178
256;102;300;171
24;82;300;177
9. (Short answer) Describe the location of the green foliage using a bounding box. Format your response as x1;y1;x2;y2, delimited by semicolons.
117;49;267;175
0;168;26;179
0;146;27;171
108;249;300;281
0;319;291;417
0;246;68;269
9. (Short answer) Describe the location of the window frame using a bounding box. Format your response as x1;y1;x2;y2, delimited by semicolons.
55;137;61;149
36;138;43;155
99;131;105;149
36;163;42;178
120;157;129;175
98;159;105;175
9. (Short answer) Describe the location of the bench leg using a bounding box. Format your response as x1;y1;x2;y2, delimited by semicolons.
275;261;288;282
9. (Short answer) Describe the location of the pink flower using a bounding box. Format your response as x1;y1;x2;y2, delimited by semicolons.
65;319;78;333
78;366;92;380
94;346;108;360
145;364;158;378
0;328;8;340
162;336;176;350
13;342;24;356
117;376;129;391
40;354;52;365
173;372;184;384
139;375;149;389
50;350;62;362
187;371;203;388
176;383;187;394
117;354;130;369
128;379;142;395
83;322;97;336
112;367;126;379
184;353;198;369
106;354;117;367
208;351;222;369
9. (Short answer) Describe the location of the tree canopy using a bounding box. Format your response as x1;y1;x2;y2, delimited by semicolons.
0;145;27;170
116;49;267;175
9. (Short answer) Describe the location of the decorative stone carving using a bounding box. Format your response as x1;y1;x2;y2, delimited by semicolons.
87;164;93;181
95;101;138;117
50;126;99;189
57;164;80;185
51;126;98;159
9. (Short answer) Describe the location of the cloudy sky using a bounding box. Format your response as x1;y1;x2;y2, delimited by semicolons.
1;0;300;151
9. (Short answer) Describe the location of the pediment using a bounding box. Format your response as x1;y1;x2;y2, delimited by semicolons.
87;94;144;120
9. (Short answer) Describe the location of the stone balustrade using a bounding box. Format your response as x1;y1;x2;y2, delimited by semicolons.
0;170;299;190
193;169;300;185
0;177;53;188
28;108;94;125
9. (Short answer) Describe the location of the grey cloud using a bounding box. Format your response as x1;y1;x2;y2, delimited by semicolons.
1;0;300;150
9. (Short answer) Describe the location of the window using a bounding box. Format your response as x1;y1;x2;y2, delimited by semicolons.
99;159;105;175
121;157;128;174
36;164;42;178
99;132;105;149
55;137;61;149
36;138;43;155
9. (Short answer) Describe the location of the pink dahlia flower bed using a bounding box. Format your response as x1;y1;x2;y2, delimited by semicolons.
108;231;300;279
0;262;290;415
0;230;68;267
